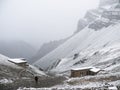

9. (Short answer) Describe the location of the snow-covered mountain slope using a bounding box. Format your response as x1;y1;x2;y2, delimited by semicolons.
30;38;69;64
0;54;45;80
33;2;120;76
34;20;120;70
51;43;120;74
32;7;103;66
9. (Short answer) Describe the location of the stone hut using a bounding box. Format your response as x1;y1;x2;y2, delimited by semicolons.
8;58;29;67
70;67;100;77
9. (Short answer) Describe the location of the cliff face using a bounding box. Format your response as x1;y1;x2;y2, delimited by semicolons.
74;19;88;34
75;0;120;34
74;9;101;34
99;0;118;6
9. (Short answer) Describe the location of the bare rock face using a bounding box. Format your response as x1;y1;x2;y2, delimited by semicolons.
74;19;88;34
99;0;118;6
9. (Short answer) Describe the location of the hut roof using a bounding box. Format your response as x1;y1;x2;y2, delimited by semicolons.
8;58;27;64
108;86;117;90
71;67;92;71
71;67;100;72
90;68;100;72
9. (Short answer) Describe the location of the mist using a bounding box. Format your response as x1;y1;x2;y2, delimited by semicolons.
0;0;99;48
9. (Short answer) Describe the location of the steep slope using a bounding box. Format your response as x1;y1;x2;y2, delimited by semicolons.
74;8;101;34
30;38;68;64
32;0;106;65
0;40;37;61
34;21;120;70
74;19;88;34
51;43;120;74
0;54;47;90
0;54;45;79
34;2;120;72
100;0;118;6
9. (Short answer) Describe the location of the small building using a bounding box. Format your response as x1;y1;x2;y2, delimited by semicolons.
8;58;29;67
108;86;117;90
70;67;100;77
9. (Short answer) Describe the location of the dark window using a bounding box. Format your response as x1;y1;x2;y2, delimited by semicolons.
87;71;89;75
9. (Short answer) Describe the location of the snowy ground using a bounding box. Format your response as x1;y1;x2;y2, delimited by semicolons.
17;43;120;90
0;78;13;84
17;72;120;90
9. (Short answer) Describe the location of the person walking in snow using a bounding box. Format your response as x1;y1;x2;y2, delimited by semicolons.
34;76;38;84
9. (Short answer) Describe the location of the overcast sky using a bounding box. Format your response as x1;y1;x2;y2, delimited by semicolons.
0;0;99;48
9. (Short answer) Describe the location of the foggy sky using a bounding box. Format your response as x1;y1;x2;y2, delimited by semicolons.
0;0;99;48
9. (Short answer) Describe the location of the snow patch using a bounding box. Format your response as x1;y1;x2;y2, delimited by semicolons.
0;79;13;84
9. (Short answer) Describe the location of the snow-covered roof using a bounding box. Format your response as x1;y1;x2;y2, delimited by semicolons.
71;67;100;73
108;86;117;90
71;67;93;71
90;68;100;73
8;58;27;64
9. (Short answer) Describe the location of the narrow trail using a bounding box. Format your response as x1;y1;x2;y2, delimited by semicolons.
0;76;66;90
